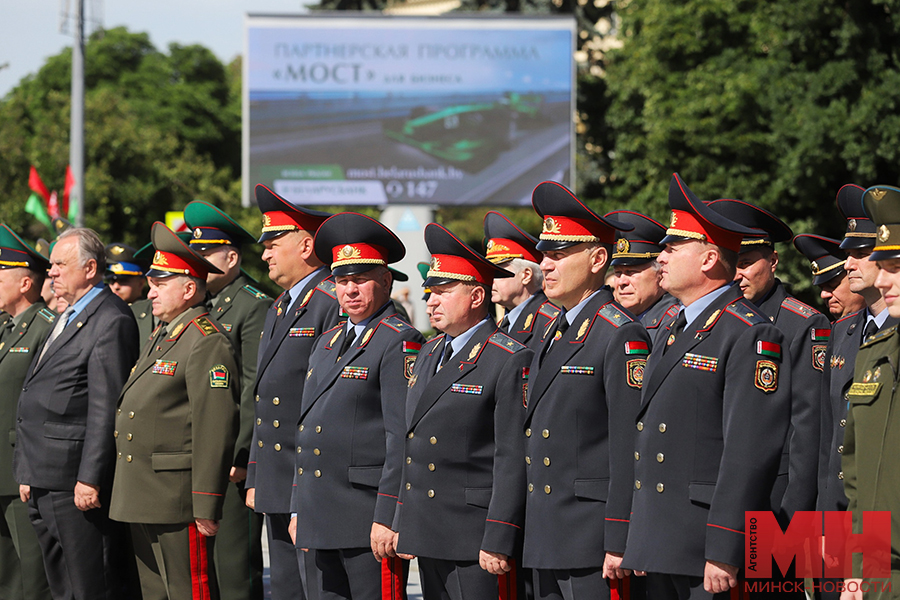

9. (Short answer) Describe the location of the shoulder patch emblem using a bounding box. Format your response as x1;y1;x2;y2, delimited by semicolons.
811;328;830;342
38;308;55;323
627;359;646;389
488;331;526;353
812;345;827;372
404;355;416;380
193;317;218;336
756;341;782;360
241;284;269;300
725;302;767;326
754;360;778;393
624;341;650;355
316;279;337;299
781;297;818;319
598;303;633;328
382;315;413;332
402;341;421;354
209;364;230;388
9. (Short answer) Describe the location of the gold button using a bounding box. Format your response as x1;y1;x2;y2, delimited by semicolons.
525;428;532;437
126;455;133;462
274;443;282;451
314;470;321;477
840;419;847;428
838;445;844;454
298;468;303;475
126;433;133;441
114;430;118;438
543;457;550;466
634;452;640;461
430;436;437;445
525;456;531;465
428;489;435;498
255;395;259;402
542;429;550;438
544;485;551;494
257;418;262;425
658;423;667;433
528;483;534;492
838;471;844;480
657;483;664;493
408;432;415;439
314;448;320;456
128;411;135;419
118;452;122;458
406;483;411;490
117;409;121;415
656;453;664;463
428;463;435;471
258;440;263;448
273;420;280;428
636;422;643;431
273;397;280;405
299;424;305;432
315;425;322;433
297;446;302;453
635;480;641;490
406;457;411;464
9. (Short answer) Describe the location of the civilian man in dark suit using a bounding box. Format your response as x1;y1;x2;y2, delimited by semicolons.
393;223;533;600
522;183;651;600
289;212;424;599
245;185;341;600
621;174;791;599
14;227;140;600
483;211;559;350
0;224;54;600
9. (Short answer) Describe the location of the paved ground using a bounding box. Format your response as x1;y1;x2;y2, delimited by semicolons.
260;523;424;599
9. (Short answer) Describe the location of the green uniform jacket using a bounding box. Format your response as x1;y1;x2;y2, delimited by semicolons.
109;306;240;524
843;323;900;577
0;304;55;496
131;298;156;346
208;275;271;469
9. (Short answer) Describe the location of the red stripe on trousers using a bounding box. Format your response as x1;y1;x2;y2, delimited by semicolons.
188;522;212;600
610;575;630;600
498;559;517;600
381;555;406;600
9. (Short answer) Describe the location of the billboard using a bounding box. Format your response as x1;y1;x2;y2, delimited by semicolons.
243;14;576;206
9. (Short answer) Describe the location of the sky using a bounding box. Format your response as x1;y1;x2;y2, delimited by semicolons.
0;0;308;97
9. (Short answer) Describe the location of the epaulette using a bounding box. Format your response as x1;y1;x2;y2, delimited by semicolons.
38;308;56;323
382;315;413;332
835;309;863;325
538;302;560;320
241;284;270;301
316;279;337;299
192;316;219;337
861;324;898;348
597;303;634;328
488;331;527;353
426;334;446;354
724;301;768;326
781;297;819;319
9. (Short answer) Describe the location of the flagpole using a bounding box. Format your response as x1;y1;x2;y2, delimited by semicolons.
70;0;85;227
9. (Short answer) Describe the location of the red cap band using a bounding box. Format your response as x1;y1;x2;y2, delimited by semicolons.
331;243;388;270
261;210;325;235
485;237;542;264
540;215;615;245
666;209;744;252
151;250;206;278
428;254;497;285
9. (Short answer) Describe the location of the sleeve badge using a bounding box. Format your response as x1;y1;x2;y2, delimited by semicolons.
754;360;778;393
627;358;646;389
209;364;230;388
812;344;827;372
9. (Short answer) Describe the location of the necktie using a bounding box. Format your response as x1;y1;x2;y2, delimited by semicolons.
37;306;74;365
499;315;510;332
336;327;356;362
863;319;877;341
0;318;15;345
664;311;687;354
539;310;568;365
437;338;453;372
274;293;290;328
147;325;168;356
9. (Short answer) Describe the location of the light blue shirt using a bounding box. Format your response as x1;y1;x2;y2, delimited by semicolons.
564;289;604;326
347;301;393;337
285;267;325;313
505;294;536;331
867;306;890;331
682;282;736;329
66;283;105;326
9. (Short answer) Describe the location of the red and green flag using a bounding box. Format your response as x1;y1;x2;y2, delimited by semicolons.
24;165;78;230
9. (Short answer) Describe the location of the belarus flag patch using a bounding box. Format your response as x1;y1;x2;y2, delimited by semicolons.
756;341;782;359
624;341;650;355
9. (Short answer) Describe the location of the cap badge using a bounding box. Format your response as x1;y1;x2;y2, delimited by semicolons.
110;263;124;273
616;238;630;254
542;217;561;234
193;229;202;239
670;211;678;228
486;239;495;250
111;245;124;255
153;251;168;266
339;245;361;260
871;188;887;201
810;260;819;274
430;256;441;272
262;214;272;227
878;224;891;243
848;219;857;232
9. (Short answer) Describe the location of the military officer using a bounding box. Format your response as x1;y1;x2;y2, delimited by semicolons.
792;234;865;320
708;198;831;523
621;174;791;598
483;210;559;349
840;184;900;599
109;222;240;600
605;210;680;335
184;200;271;600
817;185;898;521
131;237;192;344
392;223;533;600
518;183;649;600
104;243;147;304
246;184;341;600
0;225;53;600
287;212;424;600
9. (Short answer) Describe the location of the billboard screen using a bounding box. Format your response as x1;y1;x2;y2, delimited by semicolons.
243;14;576;206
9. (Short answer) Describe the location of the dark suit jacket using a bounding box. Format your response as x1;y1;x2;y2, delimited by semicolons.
0;304;55;496
292;303;424;549
756;280;831;519
522;289;650;570
622;285;791;577
14;287;140;491
504;292;559;351
393;320;532;561
246;269;341;514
